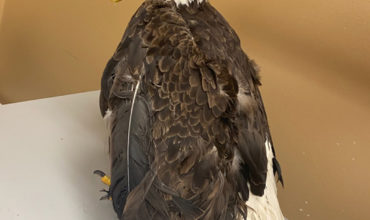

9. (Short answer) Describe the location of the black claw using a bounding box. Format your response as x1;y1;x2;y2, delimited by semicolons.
100;189;109;193
93;170;106;177
99;195;110;200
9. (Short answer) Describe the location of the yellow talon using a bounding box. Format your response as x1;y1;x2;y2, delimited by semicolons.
101;175;111;186
111;0;122;3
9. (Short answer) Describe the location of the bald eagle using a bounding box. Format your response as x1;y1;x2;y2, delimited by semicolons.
96;0;285;219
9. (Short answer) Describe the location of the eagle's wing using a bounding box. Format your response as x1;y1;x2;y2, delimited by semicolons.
99;3;153;217
100;0;283;219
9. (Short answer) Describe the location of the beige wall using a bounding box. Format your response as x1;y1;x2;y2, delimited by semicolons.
1;0;370;219
0;0;142;103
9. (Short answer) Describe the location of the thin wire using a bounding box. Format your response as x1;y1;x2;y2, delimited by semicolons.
127;79;141;192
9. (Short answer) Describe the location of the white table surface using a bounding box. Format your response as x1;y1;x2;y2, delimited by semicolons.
0;91;117;219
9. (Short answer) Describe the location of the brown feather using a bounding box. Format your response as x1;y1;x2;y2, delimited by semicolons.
99;0;283;219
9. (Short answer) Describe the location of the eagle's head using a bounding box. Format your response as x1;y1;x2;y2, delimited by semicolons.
173;0;206;6
112;0;206;7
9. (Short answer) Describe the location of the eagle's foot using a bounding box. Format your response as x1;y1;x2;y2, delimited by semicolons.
93;170;112;200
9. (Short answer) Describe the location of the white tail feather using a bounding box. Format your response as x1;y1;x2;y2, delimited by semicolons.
245;140;285;220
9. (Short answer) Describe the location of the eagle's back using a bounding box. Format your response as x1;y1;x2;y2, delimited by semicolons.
100;0;284;219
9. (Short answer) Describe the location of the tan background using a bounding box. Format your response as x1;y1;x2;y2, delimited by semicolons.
1;0;369;219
